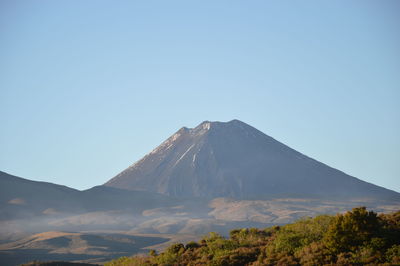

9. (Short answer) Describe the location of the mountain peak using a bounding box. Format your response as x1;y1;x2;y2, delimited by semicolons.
190;119;254;133
196;119;247;126
194;120;212;132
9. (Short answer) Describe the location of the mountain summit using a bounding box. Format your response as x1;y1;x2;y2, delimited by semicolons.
105;120;399;199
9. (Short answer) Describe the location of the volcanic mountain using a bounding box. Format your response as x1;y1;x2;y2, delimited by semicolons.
2;121;399;265
105;120;399;200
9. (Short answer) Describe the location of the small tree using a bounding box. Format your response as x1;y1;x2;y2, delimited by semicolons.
324;207;380;254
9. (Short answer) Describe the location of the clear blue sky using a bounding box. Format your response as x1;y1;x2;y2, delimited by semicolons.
1;1;399;192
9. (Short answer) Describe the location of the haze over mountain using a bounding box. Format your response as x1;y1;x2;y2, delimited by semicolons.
105;120;399;200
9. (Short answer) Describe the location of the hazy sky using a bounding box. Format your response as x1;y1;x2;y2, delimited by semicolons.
1;1;399;192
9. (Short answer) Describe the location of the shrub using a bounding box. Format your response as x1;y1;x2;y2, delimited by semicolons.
324;207;380;253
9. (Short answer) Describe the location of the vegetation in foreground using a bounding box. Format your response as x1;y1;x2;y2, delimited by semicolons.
105;207;400;265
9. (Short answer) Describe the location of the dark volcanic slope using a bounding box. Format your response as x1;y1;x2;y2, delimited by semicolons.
105;120;400;200
0;171;83;219
0;171;174;221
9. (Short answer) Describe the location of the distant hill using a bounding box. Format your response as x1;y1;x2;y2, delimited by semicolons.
0;171;82;220
105;120;400;200
0;171;173;221
0;170;178;243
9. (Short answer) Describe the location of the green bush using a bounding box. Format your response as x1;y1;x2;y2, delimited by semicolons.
324;207;381;253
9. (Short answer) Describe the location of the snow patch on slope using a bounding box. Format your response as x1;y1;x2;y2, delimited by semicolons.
174;144;195;167
203;122;211;130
